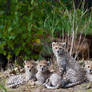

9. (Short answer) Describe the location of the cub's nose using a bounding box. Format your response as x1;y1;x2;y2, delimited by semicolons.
29;69;31;72
42;67;44;71
90;69;92;73
57;50;59;53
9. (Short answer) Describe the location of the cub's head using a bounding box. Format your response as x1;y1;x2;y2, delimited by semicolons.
85;61;92;74
37;60;49;73
52;42;66;56
24;60;36;73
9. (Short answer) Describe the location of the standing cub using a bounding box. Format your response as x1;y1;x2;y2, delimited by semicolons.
52;42;86;88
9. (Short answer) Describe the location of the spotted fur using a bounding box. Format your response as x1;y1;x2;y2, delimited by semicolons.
52;42;86;88
6;60;37;88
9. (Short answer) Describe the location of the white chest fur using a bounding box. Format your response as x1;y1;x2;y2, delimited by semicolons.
86;73;92;82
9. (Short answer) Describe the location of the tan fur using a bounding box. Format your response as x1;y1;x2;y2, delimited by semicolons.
24;60;37;81
84;61;92;89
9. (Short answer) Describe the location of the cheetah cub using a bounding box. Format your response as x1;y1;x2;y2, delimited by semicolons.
36;60;51;85
6;60;37;88
52;42;86;88
84;61;92;89
44;71;65;89
37;60;65;89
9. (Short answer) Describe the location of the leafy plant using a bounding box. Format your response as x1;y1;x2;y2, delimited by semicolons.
0;0;92;62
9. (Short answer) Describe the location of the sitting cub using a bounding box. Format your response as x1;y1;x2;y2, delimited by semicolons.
36;60;51;85
44;72;65;89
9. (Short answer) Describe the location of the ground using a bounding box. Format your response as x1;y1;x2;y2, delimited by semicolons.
0;72;92;92
0;60;92;92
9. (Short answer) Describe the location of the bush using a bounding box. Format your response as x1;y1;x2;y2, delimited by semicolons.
0;0;92;62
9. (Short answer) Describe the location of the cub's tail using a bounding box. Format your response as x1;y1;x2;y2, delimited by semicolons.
64;81;83;88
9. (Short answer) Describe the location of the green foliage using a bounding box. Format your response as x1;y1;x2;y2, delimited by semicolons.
0;84;7;92
0;0;92;61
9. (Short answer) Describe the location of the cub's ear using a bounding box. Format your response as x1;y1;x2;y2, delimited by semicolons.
60;42;66;47
62;42;66;45
36;60;39;64
52;42;56;47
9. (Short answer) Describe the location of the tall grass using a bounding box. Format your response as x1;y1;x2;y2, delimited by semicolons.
42;3;92;59
0;0;92;61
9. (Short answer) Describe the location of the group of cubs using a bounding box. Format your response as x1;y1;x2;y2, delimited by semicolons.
6;42;92;89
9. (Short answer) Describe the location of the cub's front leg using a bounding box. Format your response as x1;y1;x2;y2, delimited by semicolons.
58;64;66;76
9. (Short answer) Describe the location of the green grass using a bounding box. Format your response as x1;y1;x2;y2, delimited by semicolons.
0;84;7;92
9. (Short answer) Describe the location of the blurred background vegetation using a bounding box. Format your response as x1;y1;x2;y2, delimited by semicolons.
0;0;92;63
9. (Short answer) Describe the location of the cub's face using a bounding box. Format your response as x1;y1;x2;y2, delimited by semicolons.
24;60;36;73
52;42;66;56
85;61;92;74
37;60;48;73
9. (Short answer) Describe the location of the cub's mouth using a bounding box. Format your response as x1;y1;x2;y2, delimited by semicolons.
29;69;31;72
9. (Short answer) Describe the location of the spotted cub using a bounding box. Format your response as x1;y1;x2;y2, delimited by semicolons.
85;61;92;89
44;71;65;89
6;60;37;88
52;42;86;88
36;60;51;85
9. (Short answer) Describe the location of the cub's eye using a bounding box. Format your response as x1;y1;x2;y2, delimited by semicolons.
43;66;46;68
59;48;62;49
31;66;34;69
40;65;42;67
55;47;58;49
88;66;90;68
27;66;30;68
